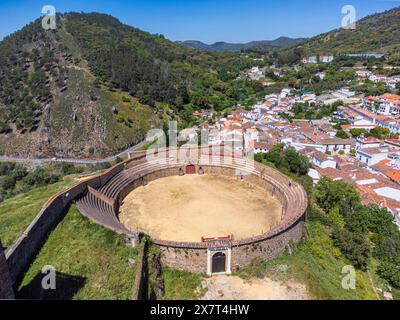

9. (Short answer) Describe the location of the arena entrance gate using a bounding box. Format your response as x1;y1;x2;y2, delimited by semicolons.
204;236;232;276
185;165;196;174
211;252;226;274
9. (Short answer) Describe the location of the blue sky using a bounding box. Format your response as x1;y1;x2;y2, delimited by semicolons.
0;0;398;42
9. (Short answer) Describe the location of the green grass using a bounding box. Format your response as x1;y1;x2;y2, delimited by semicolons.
235;221;377;300
18;205;138;300
0;177;76;249
161;268;206;300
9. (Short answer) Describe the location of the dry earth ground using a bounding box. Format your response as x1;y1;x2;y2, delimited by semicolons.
202;275;310;300
120;174;283;242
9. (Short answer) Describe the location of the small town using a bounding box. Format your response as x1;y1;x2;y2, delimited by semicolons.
187;65;400;228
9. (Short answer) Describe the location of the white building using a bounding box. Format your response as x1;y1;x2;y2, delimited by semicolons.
309;151;338;169
357;146;389;166
356;136;381;150
303;56;318;64
320;55;334;63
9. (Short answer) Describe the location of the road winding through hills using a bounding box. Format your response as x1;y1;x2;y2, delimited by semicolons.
0;139;149;165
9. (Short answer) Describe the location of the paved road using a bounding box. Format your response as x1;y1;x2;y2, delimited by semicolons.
0;139;150;165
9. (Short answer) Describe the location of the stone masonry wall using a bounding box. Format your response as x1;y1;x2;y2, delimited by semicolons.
0;240;14;299
156;218;304;274
231;218;304;269
159;246;207;274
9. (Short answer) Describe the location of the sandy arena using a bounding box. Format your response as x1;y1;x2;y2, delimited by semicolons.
119;174;283;242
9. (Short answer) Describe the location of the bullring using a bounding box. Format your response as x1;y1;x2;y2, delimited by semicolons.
76;146;308;275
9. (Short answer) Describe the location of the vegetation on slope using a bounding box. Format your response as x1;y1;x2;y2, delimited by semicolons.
161;268;206;300
18;205;138;300
62;13;272;113
178;37;307;52
0;13;159;158
235;221;376;300
0;12;272;157
299;7;400;56
0;162;82;201
0;176;76;249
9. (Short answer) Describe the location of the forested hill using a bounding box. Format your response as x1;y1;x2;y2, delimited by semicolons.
0;12;263;158
177;37;307;52
293;7;400;56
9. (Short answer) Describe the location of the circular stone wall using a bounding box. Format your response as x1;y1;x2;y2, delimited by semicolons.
76;147;308;274
119;174;283;242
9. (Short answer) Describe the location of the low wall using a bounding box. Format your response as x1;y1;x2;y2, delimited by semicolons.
0;240;14;299
131;240;148;300
157;219;304;274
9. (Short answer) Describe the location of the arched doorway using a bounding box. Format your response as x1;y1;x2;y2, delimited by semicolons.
211;252;226;274
185;165;196;174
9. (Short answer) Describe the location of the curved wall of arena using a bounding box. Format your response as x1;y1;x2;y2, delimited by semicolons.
123;163;307;273
85;148;308;274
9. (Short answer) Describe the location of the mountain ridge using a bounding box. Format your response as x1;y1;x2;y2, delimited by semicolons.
292;7;400;56
177;36;307;52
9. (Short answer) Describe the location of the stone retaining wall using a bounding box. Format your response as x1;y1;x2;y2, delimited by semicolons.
156;219;304;274
131;240;148;300
0;240;14;299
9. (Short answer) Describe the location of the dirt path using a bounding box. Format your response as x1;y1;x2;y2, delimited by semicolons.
202;275;310;300
119;174;283;242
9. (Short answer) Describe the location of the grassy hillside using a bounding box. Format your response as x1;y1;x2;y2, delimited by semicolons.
236;221;378;300
161;268;206;300
0;177;76;249
18;205;138;300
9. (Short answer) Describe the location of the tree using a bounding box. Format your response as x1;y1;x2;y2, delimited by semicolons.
336;130;349;139
260;144;311;176
350;128;367;138
369;126;391;140
315;178;360;217
377;259;400;288
284;147;310;175
333;228;370;270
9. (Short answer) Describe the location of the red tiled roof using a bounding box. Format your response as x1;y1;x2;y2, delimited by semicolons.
387;170;400;184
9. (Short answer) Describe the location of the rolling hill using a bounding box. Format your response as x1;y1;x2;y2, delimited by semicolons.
178;37;307;52
293;7;400;56
0;12;259;158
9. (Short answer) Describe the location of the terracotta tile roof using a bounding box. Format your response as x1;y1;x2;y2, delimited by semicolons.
372;159;392;174
387;170;400;184
254;142;274;150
